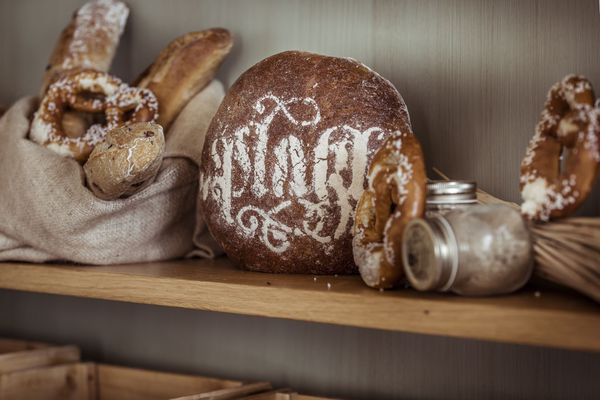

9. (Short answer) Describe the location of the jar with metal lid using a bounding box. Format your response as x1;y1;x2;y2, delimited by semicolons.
402;204;533;296
426;180;477;217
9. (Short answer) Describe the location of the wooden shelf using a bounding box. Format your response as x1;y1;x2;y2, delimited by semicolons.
0;259;598;352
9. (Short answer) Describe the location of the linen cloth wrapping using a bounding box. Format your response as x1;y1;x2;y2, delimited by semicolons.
0;80;224;264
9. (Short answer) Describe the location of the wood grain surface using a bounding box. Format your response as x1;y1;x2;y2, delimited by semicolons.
0;363;95;400
97;364;243;400
0;259;598;352
0;344;80;374
0;338;48;354
170;382;272;400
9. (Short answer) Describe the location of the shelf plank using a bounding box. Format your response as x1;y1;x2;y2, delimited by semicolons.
0;259;598;352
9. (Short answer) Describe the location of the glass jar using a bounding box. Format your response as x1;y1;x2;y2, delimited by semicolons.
426;180;477;217
402;204;533;296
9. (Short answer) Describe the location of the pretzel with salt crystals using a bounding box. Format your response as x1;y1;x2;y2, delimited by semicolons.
520;75;600;221
353;131;426;289
30;70;158;163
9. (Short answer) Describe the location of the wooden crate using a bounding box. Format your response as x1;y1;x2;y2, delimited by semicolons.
0;339;333;399
0;337;80;374
0;362;94;400
235;388;335;400
96;364;270;400
0;338;271;400
0;362;274;400
171;387;334;400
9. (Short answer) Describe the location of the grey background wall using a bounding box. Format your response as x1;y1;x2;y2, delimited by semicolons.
0;0;599;399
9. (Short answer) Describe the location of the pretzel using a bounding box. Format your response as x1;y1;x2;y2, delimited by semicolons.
105;85;159;127
353;131;426;289
520;75;600;221
30;70;158;163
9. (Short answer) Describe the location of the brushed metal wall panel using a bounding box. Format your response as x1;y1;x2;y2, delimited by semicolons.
125;0;375;88
372;0;600;213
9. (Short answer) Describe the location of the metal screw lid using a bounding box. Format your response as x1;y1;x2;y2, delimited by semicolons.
427;180;477;205
427;180;476;195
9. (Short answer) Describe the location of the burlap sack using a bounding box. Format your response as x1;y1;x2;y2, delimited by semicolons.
0;80;225;264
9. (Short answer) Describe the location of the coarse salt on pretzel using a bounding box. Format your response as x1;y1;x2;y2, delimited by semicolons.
106;85;159;127
353;131;426;289
520;75;600;221
30;70;158;163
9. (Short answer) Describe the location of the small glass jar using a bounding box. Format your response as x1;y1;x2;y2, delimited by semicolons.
402;204;533;296
426;181;477;217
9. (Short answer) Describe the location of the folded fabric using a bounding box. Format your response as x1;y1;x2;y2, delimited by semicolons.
0;80;224;265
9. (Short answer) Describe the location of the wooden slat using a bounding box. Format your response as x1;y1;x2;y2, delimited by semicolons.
0;363;94;400
236;390;294;400
236;389;332;400
0;260;598;352
0;338;49;355
172;382;272;400
97;364;242;400
0;345;80;374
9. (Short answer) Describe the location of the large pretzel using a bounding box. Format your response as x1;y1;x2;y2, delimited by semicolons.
520;75;600;221
353;131;426;289
30;70;158;163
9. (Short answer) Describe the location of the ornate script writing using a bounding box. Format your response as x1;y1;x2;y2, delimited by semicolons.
201;94;389;253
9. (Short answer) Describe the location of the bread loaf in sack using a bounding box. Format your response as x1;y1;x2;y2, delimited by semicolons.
0;81;224;264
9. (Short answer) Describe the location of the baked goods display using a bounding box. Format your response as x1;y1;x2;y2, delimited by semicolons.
353;131;426;289
9;0;598;304
199;51;419;274
84;122;165;200
134;29;233;130
520;75;600;221
26;0;232;200
30;70;158;163
40;0;129;95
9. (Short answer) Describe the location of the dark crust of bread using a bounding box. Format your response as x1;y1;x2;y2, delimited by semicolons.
199;51;414;274
134;28;233;129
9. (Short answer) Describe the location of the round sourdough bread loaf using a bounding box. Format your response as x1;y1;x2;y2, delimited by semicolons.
199;51;413;274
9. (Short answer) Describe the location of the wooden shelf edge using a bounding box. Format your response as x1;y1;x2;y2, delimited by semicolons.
0;259;598;352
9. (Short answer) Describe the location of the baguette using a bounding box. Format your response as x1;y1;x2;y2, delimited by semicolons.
134;28;233;129
41;0;129;95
